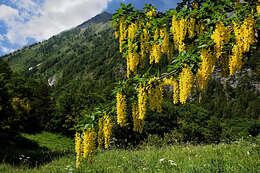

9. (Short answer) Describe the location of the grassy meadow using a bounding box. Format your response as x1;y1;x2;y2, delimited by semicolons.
0;132;259;173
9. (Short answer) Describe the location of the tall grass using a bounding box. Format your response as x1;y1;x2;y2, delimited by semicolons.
0;132;259;173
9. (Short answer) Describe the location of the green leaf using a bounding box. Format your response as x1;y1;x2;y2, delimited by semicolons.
198;44;209;49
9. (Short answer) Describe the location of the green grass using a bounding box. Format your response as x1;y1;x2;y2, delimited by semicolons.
0;132;259;173
0;132;74;172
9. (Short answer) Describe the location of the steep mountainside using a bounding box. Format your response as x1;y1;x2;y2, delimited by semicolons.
1;12;123;86
0;12;125;134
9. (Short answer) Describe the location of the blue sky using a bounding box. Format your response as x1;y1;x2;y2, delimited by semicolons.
0;0;180;56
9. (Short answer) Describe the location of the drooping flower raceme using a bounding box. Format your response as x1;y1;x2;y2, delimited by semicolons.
116;91;127;127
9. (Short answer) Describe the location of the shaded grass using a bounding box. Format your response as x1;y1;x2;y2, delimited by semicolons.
0;133;259;173
0;132;74;169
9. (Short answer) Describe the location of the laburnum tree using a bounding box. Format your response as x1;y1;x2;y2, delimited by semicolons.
75;0;259;168
112;0;259;134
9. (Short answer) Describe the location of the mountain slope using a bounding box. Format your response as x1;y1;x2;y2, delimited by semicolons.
0;12;125;134
1;12;122;83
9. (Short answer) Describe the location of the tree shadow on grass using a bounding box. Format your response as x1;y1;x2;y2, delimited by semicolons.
0;133;73;168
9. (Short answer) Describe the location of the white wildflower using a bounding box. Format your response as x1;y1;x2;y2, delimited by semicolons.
159;158;165;163
168;160;177;166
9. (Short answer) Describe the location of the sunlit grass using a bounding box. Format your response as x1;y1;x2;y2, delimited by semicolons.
0;133;259;173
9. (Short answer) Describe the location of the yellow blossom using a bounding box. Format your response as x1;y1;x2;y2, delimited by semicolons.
211;22;230;59
146;9;156;18
132;102;144;133
138;83;147;120
160;27;170;56
103;113;112;149
187;18;196;39
230;15;255;75
98;118;104;148
172;15;187;53
179;67;193;104
75;132;82;168
148;78;163;113
197;49;216;90
116;91;127;127
119;17;127;53
229;44;242;75
82;128;97;163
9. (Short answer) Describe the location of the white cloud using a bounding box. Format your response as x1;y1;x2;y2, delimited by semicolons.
1;46;14;53
0;4;19;20
10;0;42;19
3;0;112;46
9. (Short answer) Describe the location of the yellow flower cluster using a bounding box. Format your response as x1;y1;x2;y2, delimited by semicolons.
173;79;179;104
75;132;82;168
146;9;156;18
132;102;144;133
150;28;161;64
229;44;242;75
148;81;163;112
116;91;127;127
83;128;97;163
154;27;160;40
103;113;112;149
258;3;260;15
241;15;255;53
211;22;231;59
230;15;255;75
127;22;140;77
197;49;216;90
140;28;150;68
160;27;170;55
119;17;127;53
161;77;173;86
138;83;147;120
98;118;104;148
120;9;160;75
116;10;180;76
11;97;31;114
172;15;187;53
150;43;161;64
187;18;196;39
179;67;194;104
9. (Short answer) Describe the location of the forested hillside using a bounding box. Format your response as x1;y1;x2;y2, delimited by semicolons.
2;12;123;93
1;12;125;135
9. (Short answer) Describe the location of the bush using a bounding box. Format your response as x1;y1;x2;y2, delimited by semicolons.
144;101;178;136
177;104;210;143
